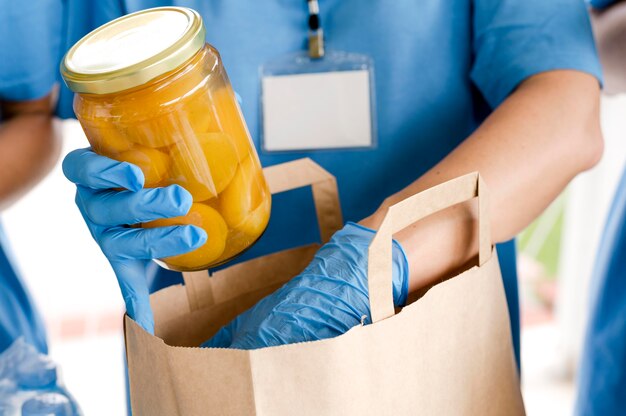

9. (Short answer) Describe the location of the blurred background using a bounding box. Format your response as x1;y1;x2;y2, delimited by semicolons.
2;5;626;416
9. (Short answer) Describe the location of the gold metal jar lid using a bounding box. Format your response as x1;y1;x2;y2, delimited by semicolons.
60;7;206;95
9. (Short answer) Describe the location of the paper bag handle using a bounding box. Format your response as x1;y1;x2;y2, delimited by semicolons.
367;172;491;323
182;158;343;310
261;158;343;243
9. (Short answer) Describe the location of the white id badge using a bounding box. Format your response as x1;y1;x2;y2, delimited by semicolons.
260;51;376;152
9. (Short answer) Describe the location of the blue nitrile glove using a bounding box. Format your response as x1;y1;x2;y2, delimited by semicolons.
202;222;409;349
62;148;207;334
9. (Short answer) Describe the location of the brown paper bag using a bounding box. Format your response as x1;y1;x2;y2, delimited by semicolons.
125;158;525;415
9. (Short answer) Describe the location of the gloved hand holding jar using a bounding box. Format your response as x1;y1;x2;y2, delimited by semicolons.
61;8;270;332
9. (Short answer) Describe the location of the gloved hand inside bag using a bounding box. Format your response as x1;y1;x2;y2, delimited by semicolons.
62;148;207;334
202;222;409;349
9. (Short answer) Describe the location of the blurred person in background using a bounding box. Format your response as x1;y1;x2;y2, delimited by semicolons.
575;0;626;414
0;8;61;353
576;164;626;415
1;0;603;385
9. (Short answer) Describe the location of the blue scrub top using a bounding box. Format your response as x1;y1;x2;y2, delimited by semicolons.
0;0;602;365
575;164;626;416
0;222;47;354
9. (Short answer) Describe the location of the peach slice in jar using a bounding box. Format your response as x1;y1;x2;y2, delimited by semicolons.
219;155;269;231
214;229;255;264
170;132;238;202
118;145;170;187
143;202;228;270
210;87;254;162
80;120;134;157
118;78;209;149
236;195;271;238
125;115;182;148
181;88;221;135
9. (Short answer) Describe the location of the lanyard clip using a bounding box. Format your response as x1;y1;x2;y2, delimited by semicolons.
307;0;324;58
308;29;325;59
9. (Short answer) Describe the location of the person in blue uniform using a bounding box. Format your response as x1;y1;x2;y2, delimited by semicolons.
574;1;626;414
1;0;604;365
575;165;626;416
0;2;62;354
0;226;48;354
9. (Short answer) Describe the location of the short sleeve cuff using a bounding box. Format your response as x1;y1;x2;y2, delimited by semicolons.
0;71;57;102
587;0;617;9
471;50;604;109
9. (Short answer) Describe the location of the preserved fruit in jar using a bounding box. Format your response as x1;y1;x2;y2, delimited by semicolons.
61;7;270;271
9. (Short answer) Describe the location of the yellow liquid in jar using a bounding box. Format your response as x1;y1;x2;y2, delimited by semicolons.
75;46;271;271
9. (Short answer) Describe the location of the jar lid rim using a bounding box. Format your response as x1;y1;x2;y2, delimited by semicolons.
60;6;205;95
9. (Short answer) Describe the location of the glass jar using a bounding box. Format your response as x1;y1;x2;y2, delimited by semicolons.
60;7;271;271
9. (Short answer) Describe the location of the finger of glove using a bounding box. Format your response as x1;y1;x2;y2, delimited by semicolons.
99;225;207;261
77;184;192;226
110;259;155;334
310;222;410;307
229;325;294;350
63;148;144;191
75;188;104;240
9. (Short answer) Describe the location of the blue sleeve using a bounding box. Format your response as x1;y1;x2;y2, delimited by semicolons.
587;0;616;9
0;1;63;101
471;0;603;108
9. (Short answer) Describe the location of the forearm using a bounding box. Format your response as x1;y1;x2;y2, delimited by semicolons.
361;70;603;292
0;94;61;210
